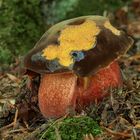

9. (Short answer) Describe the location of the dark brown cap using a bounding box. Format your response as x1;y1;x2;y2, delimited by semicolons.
24;16;134;77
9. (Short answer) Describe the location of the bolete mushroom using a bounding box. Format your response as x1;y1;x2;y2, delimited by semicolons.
24;16;133;118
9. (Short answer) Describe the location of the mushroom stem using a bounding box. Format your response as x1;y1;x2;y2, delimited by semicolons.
38;73;77;118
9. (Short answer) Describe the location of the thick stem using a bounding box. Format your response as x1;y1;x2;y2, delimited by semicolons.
38;73;77;118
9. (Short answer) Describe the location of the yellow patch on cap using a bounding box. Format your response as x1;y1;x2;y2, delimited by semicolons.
42;20;100;66
104;21;120;36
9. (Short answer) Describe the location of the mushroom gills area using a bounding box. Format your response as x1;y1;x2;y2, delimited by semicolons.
38;61;122;118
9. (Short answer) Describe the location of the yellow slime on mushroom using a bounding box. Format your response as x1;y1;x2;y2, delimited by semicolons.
42;20;100;67
104;21;120;36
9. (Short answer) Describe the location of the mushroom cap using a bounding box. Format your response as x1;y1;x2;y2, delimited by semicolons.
24;16;133;77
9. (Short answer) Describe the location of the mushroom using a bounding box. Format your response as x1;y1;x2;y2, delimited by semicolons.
24;16;133;118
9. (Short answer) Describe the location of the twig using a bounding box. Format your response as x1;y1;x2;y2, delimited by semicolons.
7;128;27;134
102;126;132;138
128;54;140;61
134;124;140;128
0;122;14;132
23;120;29;129
132;128;138;140
23;123;48;140
55;126;62;140
84;133;95;140
13;107;19;128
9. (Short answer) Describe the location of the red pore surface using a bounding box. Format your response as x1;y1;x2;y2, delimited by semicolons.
38;61;123;118
76;61;123;110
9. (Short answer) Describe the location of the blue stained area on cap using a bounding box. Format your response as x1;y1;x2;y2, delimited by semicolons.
46;59;62;72
31;52;46;62
71;51;85;62
46;59;75;72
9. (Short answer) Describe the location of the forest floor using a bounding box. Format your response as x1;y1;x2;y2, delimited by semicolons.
0;2;140;140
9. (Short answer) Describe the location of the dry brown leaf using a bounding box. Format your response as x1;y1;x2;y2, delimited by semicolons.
6;73;20;83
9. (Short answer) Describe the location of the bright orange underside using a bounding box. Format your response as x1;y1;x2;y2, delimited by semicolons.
38;61;122;118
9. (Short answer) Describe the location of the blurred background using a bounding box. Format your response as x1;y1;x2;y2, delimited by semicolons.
0;0;139;71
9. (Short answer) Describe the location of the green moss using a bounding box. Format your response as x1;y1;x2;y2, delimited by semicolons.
45;0;79;24
66;0;132;19
0;0;45;65
0;47;13;64
40;116;101;140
